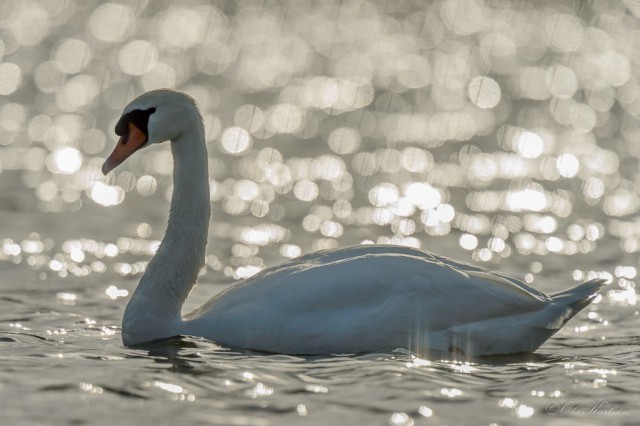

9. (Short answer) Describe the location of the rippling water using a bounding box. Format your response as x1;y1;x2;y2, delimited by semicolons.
1;0;639;424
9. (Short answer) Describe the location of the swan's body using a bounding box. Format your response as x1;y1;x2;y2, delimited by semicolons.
103;90;604;356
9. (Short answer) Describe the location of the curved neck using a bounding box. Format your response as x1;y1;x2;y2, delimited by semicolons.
123;119;210;343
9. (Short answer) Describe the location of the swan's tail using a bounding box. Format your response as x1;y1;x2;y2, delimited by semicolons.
547;278;606;327
442;279;606;356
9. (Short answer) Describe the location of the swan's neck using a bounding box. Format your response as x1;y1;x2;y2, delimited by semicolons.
123;121;210;344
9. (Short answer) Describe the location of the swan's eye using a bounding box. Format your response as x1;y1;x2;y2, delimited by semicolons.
120;131;130;145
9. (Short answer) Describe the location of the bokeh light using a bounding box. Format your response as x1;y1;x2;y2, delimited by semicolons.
89;3;136;42
468;76;501;109
0;0;636;309
0;63;22;95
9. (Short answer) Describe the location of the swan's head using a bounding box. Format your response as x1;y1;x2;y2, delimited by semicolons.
102;89;200;175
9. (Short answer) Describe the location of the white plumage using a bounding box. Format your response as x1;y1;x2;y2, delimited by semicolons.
103;90;604;356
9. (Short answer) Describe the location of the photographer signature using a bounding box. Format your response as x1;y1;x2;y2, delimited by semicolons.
546;401;629;416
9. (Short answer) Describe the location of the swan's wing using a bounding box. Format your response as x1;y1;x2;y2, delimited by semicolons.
187;252;548;339
424;250;550;299
463;270;544;300
280;244;550;302
184;251;552;353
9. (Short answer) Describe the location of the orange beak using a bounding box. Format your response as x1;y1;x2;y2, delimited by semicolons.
102;122;148;175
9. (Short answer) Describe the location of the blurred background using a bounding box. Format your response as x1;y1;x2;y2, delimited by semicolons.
1;2;639;425
1;0;639;299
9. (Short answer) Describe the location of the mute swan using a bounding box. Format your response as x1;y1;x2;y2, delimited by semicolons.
102;89;604;356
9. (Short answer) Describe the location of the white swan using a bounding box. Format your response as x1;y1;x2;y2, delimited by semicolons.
102;89;604;356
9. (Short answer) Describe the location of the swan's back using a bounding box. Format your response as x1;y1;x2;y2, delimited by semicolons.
182;246;599;355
